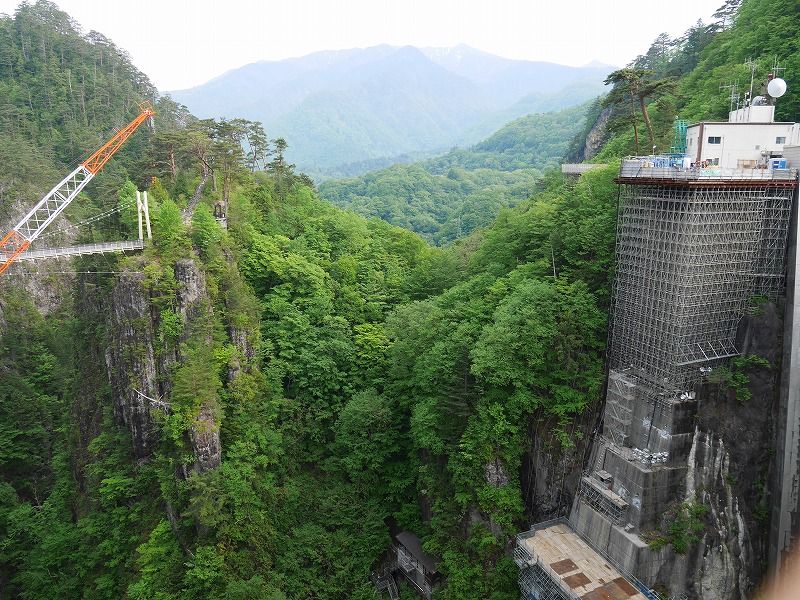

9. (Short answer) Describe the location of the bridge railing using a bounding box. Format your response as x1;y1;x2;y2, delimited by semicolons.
16;240;144;262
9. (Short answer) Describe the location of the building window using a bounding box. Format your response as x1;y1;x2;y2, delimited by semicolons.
776;136;786;144
708;136;721;144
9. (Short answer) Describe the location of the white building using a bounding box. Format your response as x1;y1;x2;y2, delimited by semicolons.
685;104;800;169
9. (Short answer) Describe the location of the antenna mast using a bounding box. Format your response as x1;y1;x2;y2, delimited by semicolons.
720;81;740;113
744;57;758;105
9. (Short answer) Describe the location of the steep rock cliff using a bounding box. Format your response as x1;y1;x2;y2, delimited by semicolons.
648;303;781;599
584;106;612;161
521;410;598;522
105;257;222;472
105;269;160;458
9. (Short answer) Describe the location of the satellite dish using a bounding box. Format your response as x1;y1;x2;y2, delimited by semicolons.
752;95;768;106
767;77;787;98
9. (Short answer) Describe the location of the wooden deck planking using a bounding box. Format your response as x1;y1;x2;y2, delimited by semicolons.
520;524;648;600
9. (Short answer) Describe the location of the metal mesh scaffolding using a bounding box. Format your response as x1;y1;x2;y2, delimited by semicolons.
577;474;628;526
604;371;636;446
610;181;796;390
754;190;795;298
518;563;571;600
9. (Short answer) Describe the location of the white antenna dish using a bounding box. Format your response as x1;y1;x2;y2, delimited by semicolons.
767;77;787;98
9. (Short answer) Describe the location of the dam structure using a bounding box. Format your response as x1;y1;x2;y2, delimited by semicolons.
515;84;800;597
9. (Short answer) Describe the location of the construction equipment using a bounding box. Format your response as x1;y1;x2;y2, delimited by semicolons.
0;102;155;276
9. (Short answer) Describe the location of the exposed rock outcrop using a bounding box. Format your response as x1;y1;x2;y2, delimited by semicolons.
485;459;509;488
584;106;613;161
521;411;597;522
2;195;79;317
175;259;208;325
105;270;161;459
647;303;781;599
190;403;222;472
222;249;257;382
106;258;222;472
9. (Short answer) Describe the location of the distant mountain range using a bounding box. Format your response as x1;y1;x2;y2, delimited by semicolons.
169;45;612;178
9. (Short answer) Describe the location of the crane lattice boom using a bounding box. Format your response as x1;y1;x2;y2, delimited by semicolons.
0;103;155;276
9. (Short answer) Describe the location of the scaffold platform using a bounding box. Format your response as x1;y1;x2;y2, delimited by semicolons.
515;520;656;600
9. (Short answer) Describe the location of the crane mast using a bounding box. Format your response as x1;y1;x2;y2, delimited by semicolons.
0;102;155;276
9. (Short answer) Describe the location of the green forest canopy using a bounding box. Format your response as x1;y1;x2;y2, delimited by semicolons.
1;0;799;598
319;103;590;245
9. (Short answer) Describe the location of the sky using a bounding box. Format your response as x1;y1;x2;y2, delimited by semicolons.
0;0;724;91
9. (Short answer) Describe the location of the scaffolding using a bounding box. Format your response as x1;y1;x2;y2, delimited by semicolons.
604;371;636;446
753;189;795;298
670;120;688;155
610;180;796;390
519;562;572;600
371;570;399;600
577;474;629;525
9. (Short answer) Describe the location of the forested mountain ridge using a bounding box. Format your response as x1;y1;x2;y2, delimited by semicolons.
319;102;590;244
0;1;151;221
0;0;197;248
0;2;614;597
170;44;606;178
1;0;799;598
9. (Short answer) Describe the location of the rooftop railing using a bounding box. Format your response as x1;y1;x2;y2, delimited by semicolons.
619;158;798;181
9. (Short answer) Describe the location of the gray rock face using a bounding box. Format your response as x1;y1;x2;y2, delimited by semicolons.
686;430;750;600
1;195;79;317
584;106;612;161
485;459;509;488
175;259;208;325
106;259;222;472
647;304;781;599
190;403;222;472
227;324;254;381
105;271;161;459
221;251;257;382
521;412;595;521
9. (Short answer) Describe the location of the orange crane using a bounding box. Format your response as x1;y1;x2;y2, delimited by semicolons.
0;102;155;276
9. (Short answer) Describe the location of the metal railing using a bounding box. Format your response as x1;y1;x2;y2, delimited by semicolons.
619;159;798;181
561;163;606;175
16;240;144;262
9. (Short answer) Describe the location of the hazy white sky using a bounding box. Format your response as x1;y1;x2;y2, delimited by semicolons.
0;0;723;90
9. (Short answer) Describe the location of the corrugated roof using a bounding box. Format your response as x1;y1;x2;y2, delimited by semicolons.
396;531;440;573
